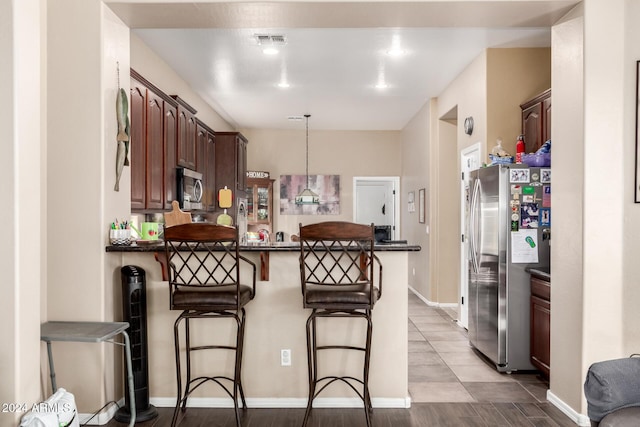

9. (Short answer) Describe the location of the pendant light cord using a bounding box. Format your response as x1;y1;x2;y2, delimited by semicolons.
305;114;311;188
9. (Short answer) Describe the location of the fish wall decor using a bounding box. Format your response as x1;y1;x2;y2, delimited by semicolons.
114;87;130;191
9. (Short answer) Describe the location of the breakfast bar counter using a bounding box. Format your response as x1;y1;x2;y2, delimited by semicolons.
105;242;418;409
105;241;421;252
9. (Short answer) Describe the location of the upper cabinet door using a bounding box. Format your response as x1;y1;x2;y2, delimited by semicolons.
130;79;147;210
146;91;165;210
164;103;178;210
206;132;216;211
236;136;247;192
522;103;542;154
521;89;551;154
177;106;197;170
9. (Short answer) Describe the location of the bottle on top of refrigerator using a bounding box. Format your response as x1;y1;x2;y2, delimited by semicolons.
515;135;525;164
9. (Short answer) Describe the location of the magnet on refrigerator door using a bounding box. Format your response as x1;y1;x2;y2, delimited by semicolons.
510;168;530;183
540;208;551;227
543;186;551;208
541;169;551;183
521;203;539;228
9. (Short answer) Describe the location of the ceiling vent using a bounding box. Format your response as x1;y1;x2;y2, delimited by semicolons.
254;34;287;46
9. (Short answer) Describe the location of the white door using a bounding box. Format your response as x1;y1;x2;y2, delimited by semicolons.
354;177;398;240
459;143;481;329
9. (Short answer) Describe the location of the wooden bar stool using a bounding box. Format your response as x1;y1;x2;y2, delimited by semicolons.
163;223;256;427
298;221;383;427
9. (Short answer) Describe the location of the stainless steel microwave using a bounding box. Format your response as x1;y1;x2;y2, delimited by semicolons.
176;167;203;211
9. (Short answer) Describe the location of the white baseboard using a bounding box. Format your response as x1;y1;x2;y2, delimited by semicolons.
78;398;124;425
408;285;458;309
150;396;411;409
547;390;590;426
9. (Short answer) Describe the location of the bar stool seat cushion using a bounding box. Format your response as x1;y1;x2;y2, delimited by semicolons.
304;285;380;307
172;285;254;310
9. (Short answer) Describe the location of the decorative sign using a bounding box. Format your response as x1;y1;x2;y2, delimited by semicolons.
247;171;270;179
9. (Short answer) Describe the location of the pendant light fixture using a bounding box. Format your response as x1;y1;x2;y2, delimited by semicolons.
295;114;320;205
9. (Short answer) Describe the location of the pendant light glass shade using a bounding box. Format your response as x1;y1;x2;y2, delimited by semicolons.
295;114;320;205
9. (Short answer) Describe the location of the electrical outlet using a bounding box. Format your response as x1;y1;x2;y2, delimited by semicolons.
412;268;416;276
281;349;291;366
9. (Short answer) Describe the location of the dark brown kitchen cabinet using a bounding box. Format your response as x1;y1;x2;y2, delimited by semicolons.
205;132;216;212
163;102;178;210
145;90;165;210
131;69;179;212
129;78;147;210
214;132;248;213
173;96;197;171
195;120;217;211
130;69;225;214
521;89;551;154
530;275;551;378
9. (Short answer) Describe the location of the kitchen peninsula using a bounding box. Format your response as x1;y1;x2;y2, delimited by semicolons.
106;241;419;407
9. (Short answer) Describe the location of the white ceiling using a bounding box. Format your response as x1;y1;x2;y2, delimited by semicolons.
108;1;579;131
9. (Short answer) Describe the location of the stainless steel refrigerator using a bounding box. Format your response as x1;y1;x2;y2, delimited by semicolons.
468;164;551;372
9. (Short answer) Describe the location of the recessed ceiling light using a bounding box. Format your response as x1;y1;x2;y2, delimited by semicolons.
375;83;389;89
386;48;406;56
278;82;290;88
263;47;279;55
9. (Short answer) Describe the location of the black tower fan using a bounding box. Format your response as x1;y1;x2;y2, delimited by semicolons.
115;266;158;422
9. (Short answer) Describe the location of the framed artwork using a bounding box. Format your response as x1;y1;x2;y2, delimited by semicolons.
408;191;415;213
636;60;640;202
419;188;426;223
279;174;340;215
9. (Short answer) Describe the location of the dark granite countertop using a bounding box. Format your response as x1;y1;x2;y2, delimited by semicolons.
106;241;421;253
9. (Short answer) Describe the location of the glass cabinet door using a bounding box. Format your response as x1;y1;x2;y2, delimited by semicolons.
257;186;269;222
246;186;254;219
245;177;274;227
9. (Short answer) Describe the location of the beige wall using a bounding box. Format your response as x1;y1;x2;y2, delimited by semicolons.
45;0;131;415
407;48;551;306
549;3;585;414
240;128;402;238
401;102;431;296
434;52;486;305
130;34;234;132
548;1;640;422
487;48;551;157
0;0;45;424
622;0;640;363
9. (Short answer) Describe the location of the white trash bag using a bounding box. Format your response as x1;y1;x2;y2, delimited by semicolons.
20;388;79;427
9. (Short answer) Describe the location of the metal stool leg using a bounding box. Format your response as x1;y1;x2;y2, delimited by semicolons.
183;316;192;411
171;314;185;427
45;341;58;392
121;330;136;427
302;311;317;427
232;309;245;427
235;308;248;411
362;313;373;427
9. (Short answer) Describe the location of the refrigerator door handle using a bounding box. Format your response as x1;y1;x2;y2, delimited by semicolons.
469;177;481;273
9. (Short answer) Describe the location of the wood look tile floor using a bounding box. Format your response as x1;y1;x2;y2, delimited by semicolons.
105;292;573;427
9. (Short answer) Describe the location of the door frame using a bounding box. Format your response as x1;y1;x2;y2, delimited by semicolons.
459;143;481;329
353;176;400;240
